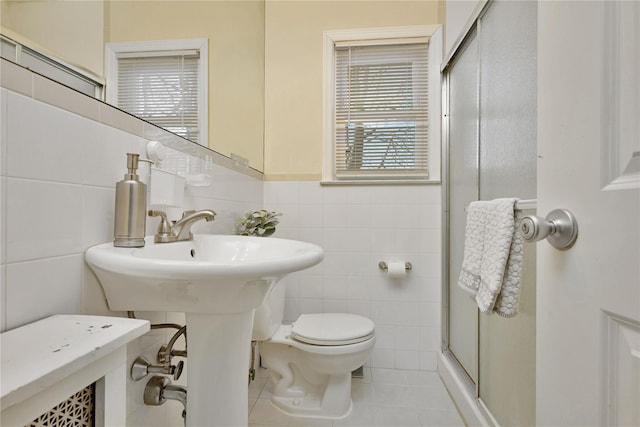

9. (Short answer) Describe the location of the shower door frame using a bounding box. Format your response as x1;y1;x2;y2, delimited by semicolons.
440;0;491;402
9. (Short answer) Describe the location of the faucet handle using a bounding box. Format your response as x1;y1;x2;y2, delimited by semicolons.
149;210;176;243
149;210;169;230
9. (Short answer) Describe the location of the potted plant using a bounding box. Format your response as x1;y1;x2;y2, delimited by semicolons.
236;209;282;237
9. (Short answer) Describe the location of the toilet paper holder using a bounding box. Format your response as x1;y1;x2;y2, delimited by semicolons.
378;261;412;271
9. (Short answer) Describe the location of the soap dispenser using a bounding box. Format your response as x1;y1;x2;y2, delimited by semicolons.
114;153;147;247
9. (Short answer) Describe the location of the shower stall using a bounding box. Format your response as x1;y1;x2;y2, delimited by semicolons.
440;1;538;425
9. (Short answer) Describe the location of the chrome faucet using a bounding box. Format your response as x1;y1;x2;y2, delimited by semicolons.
144;376;187;424
149;209;216;243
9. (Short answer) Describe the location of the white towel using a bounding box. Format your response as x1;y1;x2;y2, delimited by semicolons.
458;202;487;295
458;198;524;317
493;208;524;317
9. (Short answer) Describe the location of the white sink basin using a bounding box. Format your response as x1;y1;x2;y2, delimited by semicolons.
85;234;323;314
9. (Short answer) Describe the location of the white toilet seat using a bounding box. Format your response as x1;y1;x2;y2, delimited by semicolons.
269;324;375;356
291;313;375;346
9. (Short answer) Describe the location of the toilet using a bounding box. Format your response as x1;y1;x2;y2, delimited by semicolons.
252;281;376;419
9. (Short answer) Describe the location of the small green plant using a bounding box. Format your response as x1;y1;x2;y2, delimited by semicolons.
236;210;282;237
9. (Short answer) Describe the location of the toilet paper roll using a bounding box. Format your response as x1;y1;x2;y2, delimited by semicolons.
386;262;406;279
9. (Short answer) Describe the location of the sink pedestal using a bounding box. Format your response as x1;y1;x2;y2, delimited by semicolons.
186;311;254;427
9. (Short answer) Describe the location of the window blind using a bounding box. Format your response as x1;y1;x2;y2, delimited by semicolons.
117;52;200;143
334;42;429;179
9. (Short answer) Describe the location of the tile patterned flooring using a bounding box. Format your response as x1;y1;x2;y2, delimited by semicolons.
248;367;464;427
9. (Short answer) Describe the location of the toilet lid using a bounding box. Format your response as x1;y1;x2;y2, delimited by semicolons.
291;313;375;346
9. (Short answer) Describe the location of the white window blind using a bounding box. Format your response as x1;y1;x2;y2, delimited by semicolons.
116;51;200;143
334;41;429;179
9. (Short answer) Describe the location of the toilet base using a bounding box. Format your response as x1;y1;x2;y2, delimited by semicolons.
269;372;354;420
271;396;353;420
259;324;375;420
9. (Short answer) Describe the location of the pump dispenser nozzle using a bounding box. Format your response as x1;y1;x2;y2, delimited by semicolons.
126;153;140;180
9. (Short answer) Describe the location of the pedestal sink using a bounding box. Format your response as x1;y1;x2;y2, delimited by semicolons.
85;234;323;426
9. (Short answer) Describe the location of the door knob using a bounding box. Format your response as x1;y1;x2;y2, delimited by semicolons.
519;209;578;250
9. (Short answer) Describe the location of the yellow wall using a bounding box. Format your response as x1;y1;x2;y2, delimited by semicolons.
0;0;105;76
263;0;443;181
106;1;265;171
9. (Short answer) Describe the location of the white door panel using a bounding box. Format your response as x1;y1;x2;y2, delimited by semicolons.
537;1;640;425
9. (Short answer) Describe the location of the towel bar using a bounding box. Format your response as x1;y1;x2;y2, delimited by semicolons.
515;199;537;211
464;199;537;212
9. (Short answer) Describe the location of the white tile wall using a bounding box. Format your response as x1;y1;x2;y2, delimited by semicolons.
0;79;263;427
6;92;93;183
5;255;83;327
264;181;442;371
6;178;84;262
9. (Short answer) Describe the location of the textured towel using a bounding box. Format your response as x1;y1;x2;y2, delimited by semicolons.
458;198;524;317
457;202;487;295
493;208;524;317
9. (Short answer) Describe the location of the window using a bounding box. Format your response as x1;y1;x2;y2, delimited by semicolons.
335;42;428;177
105;39;208;146
323;26;441;183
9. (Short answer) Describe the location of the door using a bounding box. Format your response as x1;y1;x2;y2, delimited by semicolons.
537;1;640;425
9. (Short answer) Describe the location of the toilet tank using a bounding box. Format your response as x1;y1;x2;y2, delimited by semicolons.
252;278;286;341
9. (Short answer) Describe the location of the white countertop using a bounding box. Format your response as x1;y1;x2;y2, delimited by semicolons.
1;314;149;411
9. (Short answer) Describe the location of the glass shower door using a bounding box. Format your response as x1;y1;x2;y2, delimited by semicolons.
444;1;538;424
477;2;537;425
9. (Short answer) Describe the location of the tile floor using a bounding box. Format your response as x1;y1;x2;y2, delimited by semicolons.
248;367;464;427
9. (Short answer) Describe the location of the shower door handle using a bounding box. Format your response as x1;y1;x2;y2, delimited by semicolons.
519;209;578;251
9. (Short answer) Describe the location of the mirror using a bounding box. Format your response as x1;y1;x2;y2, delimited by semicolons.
0;0;265;172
